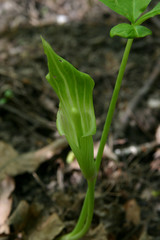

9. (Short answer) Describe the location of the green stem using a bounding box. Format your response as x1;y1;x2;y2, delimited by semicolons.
95;38;133;172
69;192;88;235
60;38;134;240
62;190;89;239
60;180;95;240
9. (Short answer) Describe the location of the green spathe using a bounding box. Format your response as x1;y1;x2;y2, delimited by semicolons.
110;23;152;38
42;37;96;180
99;0;151;23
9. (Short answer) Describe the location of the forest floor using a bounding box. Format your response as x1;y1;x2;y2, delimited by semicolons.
0;1;160;240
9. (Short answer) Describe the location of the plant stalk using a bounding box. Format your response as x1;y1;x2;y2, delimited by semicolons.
60;180;95;240
95;38;133;172
60;38;134;240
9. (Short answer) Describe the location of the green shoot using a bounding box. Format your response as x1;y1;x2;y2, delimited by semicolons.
41;1;160;239
0;89;14;105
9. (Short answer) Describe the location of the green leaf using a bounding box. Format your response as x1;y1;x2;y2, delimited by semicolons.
0;98;7;105
110;23;152;38
42;37;96;180
99;0;151;23
136;2;160;25
4;89;14;99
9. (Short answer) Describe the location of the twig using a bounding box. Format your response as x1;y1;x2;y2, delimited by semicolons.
32;172;46;190
115;141;159;158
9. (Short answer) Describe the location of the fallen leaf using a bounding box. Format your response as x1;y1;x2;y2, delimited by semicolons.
0;176;15;234
124;199;141;226
84;223;108;240
0;141;18;180
28;213;64;240
8;201;44;238
0;138;68;180
8;200;30;232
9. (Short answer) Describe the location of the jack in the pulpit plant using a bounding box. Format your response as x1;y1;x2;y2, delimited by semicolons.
42;1;160;239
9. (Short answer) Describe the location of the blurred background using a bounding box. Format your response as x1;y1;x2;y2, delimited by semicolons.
0;1;160;239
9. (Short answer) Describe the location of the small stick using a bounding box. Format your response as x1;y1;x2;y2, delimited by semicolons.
115;141;159;157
